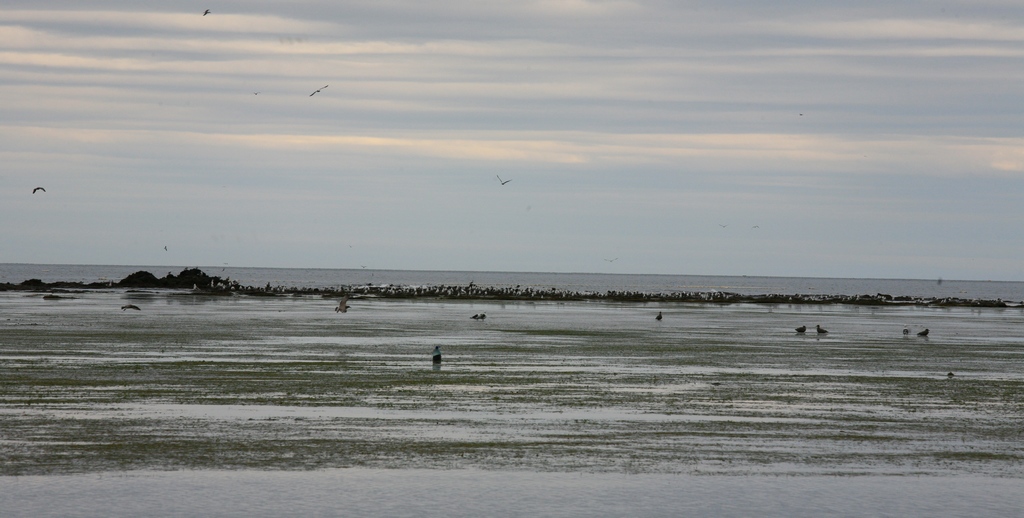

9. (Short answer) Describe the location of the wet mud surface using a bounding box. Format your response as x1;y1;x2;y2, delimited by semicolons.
2;290;1023;476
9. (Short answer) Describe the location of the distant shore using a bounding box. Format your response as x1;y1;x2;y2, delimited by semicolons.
1;268;1018;308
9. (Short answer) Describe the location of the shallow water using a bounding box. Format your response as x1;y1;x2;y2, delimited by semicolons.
2;470;1022;518
2;289;1023;515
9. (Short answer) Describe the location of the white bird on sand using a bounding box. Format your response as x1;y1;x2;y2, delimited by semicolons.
335;296;349;313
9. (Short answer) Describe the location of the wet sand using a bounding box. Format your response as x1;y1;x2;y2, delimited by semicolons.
2;289;1023;514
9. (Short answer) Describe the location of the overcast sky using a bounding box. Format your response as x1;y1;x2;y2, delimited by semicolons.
2;1;1023;280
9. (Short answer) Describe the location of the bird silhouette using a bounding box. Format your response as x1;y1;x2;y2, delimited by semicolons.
496;175;512;185
656;312;663;321
310;85;328;96
795;325;806;333
121;304;141;311
203;9;210;16
816;325;828;334
335;296;349;313
32;187;45;194
917;328;929;337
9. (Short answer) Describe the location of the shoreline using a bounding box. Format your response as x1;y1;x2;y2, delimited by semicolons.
1;268;1018;308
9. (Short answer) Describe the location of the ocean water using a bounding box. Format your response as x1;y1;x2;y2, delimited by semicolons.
2;263;1022;301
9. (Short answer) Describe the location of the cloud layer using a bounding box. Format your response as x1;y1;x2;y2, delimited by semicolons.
2;2;1023;279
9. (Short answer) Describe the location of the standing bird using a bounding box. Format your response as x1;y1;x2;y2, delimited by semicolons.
121;304;141;311
917;328;929;337
656;312;663;321
496;175;512;185
432;346;442;364
335;296;349;313
816;325;828;334
795;325;807;333
203;9;211;15
310;85;328;96
903;326;909;336
33;187;45;193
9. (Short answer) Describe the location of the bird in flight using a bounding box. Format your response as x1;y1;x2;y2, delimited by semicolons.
496;175;511;185
310;85;328;96
121;304;141;311
253;92;260;95
33;187;45;194
164;246;168;251
718;224;728;228
335;296;349;313
604;258;618;263
203;9;211;16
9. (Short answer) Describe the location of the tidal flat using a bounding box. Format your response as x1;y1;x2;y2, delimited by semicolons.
2;289;1023;478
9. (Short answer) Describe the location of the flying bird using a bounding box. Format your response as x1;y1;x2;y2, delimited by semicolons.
164;246;168;251
121;304;141;311
335;296;349;313
795;325;807;333
33;187;45;194
496;175;511;185
604;258;618;263
203;9;210;16
310;85;328;96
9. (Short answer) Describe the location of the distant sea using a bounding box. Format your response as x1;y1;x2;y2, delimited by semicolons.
3;263;1022;303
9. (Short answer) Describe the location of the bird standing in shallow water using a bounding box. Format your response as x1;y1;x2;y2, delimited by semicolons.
816;325;828;334
918;328;929;337
795;325;806;333
656;312;663;321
